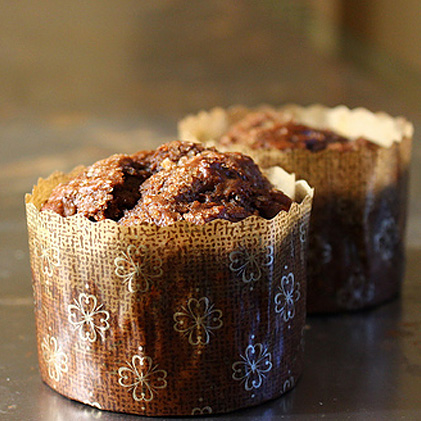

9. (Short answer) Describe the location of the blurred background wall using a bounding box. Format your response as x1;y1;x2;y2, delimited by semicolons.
1;0;419;119
342;0;421;71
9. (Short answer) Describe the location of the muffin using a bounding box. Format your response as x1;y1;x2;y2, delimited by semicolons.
26;141;313;415
179;105;413;313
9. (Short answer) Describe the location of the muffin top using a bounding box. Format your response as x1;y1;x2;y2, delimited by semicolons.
219;110;377;152
42;141;292;226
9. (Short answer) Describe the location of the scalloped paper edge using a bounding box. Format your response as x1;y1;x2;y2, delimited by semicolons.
178;104;414;148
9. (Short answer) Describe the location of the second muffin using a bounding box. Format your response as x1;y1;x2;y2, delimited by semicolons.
179;105;413;313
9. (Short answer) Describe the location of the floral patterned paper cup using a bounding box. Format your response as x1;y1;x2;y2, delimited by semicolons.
179;105;413;313
26;167;313;416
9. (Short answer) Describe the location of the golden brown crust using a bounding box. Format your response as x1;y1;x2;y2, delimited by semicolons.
41;153;152;221
220;110;378;152
120;149;291;226
42;141;292;226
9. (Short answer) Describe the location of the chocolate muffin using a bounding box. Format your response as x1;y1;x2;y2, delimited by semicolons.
26;138;313;416
42;140;292;226
179;105;413;313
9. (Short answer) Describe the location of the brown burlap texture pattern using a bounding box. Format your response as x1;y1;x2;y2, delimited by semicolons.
26;168;313;416
179;105;413;313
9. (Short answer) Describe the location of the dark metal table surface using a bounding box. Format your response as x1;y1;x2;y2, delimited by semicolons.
1;2;421;420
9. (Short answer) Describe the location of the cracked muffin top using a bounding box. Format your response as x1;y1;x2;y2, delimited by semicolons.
42;141;292;226
219;110;378;152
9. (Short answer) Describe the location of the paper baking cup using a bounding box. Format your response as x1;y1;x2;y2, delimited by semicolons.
179;104;413;313
26;166;313;416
